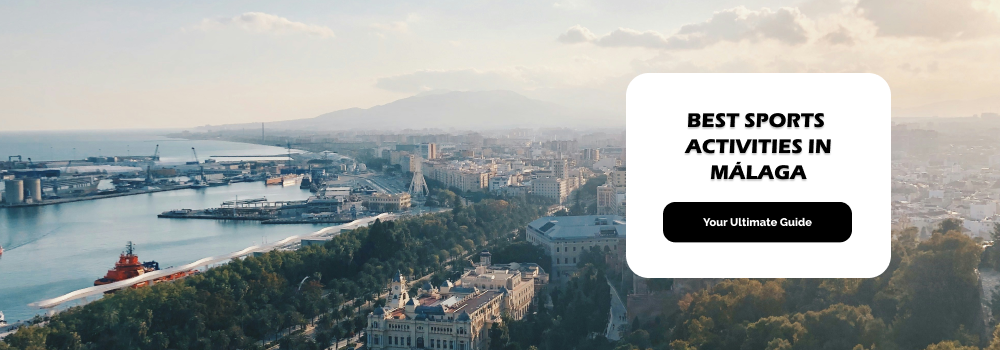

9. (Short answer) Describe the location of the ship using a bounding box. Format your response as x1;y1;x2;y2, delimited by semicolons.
190;181;210;189
0;244;4;255
0;310;6;327
299;175;314;190
282;174;304;187
266;174;304;186
265;174;282;185
94;242;197;291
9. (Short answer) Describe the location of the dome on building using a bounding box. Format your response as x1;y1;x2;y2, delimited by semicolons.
457;311;471;322
373;307;386;315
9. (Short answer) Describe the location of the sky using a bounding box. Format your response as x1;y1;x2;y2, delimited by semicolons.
1;0;1000;131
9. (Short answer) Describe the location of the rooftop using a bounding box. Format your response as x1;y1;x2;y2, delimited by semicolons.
451;290;502;314
528;215;626;239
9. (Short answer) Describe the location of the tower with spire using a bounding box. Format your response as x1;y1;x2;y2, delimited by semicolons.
388;271;410;309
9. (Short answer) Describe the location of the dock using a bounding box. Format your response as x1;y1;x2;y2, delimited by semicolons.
158;208;357;224
2;185;195;208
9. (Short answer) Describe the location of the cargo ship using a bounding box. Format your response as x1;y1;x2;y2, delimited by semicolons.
94;242;197;291
266;174;304;186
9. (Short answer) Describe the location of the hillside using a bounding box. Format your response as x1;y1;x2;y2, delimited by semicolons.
200;90;621;132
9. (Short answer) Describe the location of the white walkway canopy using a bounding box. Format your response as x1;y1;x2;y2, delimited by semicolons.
31;213;391;309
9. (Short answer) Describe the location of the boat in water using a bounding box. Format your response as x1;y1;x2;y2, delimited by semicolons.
266;174;304;186
207;179;229;187
0;310;6;326
0;244;4;255
94;242;197;291
282;174;304;187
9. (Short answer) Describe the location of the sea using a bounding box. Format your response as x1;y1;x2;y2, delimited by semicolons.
0;130;327;322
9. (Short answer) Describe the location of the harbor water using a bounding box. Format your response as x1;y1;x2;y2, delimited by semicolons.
0;131;327;322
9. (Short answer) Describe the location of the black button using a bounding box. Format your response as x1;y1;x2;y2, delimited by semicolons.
663;202;852;243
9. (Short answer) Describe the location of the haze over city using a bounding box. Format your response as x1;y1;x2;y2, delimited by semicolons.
3;0;1000;130
7;1;1000;350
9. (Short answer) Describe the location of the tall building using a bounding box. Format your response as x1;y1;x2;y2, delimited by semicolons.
610;166;626;188
531;176;568;203
421;143;438;160
603;166;626;217
596;184;618;216
553;159;569;180
366;252;548;350
525;215;626;282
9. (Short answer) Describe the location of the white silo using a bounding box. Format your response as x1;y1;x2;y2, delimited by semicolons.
25;178;42;202
3;179;24;205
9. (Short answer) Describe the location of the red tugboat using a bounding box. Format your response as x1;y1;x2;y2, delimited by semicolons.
94;242;196;291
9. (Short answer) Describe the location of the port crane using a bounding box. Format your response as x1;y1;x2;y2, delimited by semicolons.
151;145;160;161
190;148;207;187
8;155;21;162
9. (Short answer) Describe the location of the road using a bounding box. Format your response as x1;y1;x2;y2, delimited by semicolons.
605;278;628;341
980;268;1000;339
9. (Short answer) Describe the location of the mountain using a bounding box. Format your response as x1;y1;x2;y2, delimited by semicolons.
201;90;621;132
892;95;1000;118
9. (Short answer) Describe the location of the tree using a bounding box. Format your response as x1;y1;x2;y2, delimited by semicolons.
0;197;547;350
936;218;963;234
894;231;983;349
923;340;979;350
492;241;551;272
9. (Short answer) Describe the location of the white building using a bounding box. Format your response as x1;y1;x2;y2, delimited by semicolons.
531;176;568;203
366;252;547;350
970;201;998;220
525;215;626;282
964;218;997;240
489;176;512;193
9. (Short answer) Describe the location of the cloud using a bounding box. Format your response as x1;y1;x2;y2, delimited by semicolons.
597;28;672;48
857;0;1000;39
821;26;855;45
558;6;810;49
557;25;597;43
196;12;335;38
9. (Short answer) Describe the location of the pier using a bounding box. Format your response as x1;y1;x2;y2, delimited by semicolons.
2;184;195;208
